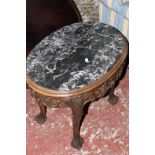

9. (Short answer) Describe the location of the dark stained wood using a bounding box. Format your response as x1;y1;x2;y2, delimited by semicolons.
71;102;84;149
35;103;47;124
108;86;119;105
26;0;82;56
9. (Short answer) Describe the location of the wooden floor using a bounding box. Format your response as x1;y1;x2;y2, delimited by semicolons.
26;0;82;56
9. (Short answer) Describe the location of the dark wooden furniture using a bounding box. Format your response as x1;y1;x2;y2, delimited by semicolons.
26;22;128;149
26;0;82;57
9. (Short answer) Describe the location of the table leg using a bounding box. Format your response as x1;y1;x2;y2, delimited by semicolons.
35;103;47;124
108;86;119;105
71;103;84;149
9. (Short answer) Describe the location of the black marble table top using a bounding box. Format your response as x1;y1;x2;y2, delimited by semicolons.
27;22;127;91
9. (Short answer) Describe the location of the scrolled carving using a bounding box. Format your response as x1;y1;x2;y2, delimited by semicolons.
28;87;67;108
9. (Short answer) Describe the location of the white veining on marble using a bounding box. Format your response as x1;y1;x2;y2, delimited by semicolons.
27;22;127;91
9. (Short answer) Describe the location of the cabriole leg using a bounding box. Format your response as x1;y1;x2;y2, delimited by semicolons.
35;103;47;124
108;86;119;105
71;103;84;149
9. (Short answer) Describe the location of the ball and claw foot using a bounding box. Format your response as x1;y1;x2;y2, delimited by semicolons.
35;114;47;124
71;136;84;149
108;95;119;105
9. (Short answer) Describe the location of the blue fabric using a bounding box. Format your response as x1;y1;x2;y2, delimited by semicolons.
98;0;129;19
99;4;129;40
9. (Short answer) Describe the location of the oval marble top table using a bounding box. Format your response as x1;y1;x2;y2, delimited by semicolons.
27;22;127;91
